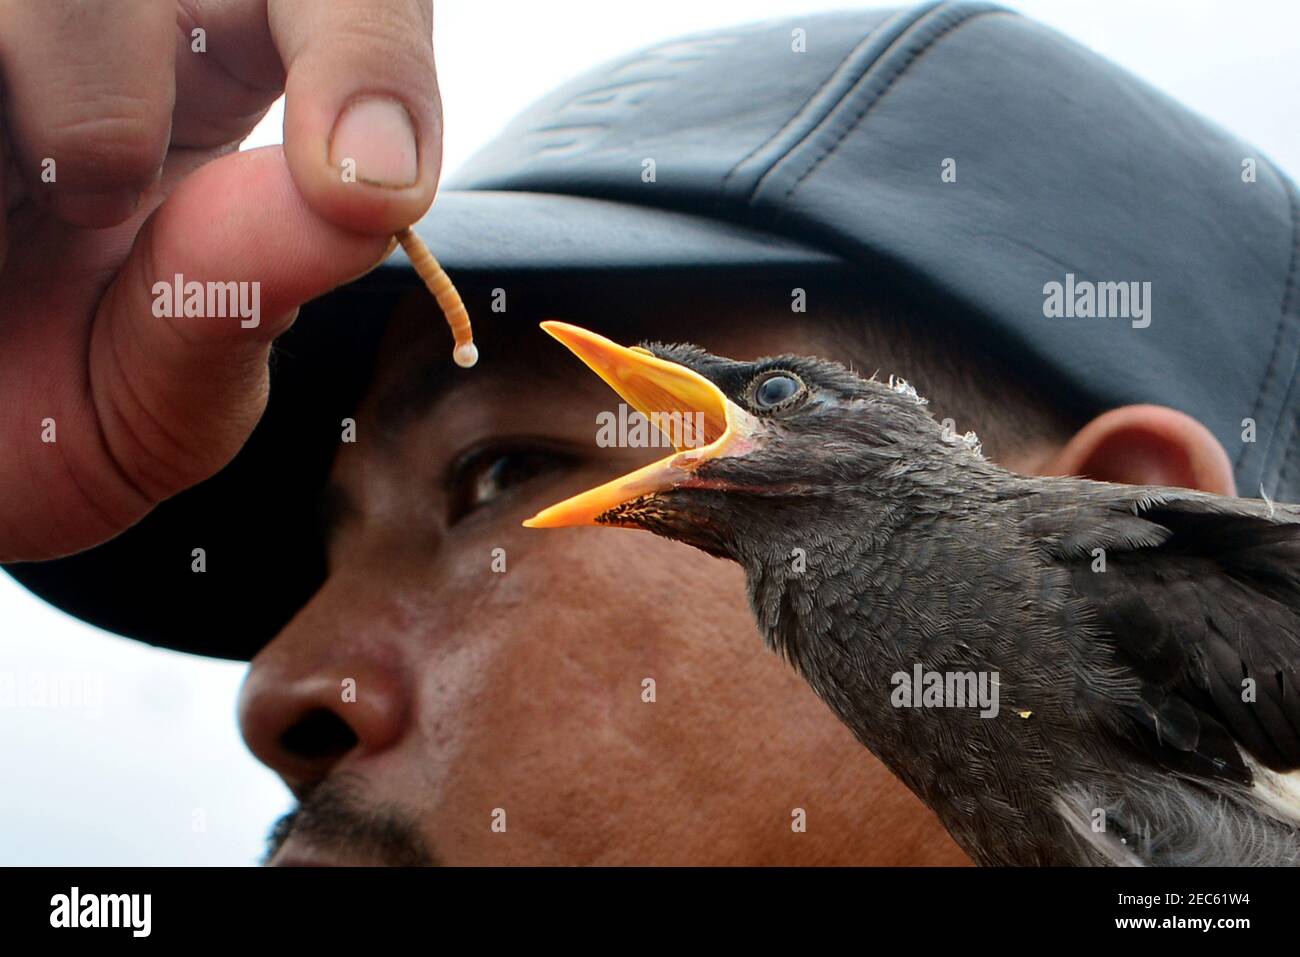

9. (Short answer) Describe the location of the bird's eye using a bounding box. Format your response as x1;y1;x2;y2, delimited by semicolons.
447;444;570;523
752;372;804;410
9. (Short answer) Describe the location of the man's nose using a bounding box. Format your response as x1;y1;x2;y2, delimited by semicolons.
237;594;412;795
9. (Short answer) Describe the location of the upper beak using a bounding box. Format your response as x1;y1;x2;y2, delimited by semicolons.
523;321;758;528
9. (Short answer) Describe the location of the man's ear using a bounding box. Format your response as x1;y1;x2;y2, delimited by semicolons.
1040;404;1237;496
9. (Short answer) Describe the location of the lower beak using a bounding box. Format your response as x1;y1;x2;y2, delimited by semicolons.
523;322;757;528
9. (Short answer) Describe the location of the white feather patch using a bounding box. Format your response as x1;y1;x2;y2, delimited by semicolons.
1053;790;1145;866
1244;754;1300;825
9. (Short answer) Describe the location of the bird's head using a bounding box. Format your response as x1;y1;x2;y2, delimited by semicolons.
523;321;981;560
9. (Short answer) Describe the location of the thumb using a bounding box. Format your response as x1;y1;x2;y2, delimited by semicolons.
271;0;441;236
90;145;390;506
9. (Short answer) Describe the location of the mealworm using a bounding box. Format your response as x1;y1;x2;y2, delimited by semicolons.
395;227;478;368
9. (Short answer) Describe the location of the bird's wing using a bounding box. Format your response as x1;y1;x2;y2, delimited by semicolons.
1029;487;1300;787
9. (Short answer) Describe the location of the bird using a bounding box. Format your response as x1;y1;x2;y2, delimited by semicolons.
524;320;1300;866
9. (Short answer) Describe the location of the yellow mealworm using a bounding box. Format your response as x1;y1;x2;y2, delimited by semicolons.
395;227;478;368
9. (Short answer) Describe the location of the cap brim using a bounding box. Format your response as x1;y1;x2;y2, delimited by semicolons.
4;190;851;661
386;189;844;276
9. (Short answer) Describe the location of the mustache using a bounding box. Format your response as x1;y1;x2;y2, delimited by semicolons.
263;773;439;867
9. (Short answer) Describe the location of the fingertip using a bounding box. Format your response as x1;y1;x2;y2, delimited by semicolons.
272;0;442;236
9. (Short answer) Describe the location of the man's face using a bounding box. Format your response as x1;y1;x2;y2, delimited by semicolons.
238;296;968;865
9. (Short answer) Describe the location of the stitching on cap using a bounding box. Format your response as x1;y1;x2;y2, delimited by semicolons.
1235;172;1300;474
775;6;1007;205
720;7;916;196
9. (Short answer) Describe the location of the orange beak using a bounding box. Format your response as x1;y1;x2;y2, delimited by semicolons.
523;322;759;528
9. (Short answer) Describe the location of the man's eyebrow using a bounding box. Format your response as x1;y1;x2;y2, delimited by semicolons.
370;337;589;442
372;358;455;439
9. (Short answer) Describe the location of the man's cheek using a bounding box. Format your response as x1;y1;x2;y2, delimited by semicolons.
414;527;752;862
447;528;723;718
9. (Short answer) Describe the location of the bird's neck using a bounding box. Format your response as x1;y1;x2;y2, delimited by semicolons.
738;494;912;669
735;452;1010;670
737;481;999;754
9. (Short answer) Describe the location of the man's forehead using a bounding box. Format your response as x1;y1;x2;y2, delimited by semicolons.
365;289;825;433
366;309;598;437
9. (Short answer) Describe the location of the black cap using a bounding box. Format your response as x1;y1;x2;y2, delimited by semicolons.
8;1;1298;659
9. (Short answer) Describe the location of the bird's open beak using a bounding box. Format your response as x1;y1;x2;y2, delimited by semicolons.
523;321;759;528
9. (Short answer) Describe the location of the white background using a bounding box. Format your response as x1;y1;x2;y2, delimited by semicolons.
2;0;1298;865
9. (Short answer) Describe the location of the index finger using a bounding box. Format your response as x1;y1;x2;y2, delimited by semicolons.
269;0;440;236
0;0;175;228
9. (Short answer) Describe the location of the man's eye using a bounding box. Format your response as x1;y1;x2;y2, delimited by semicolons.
447;446;569;523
